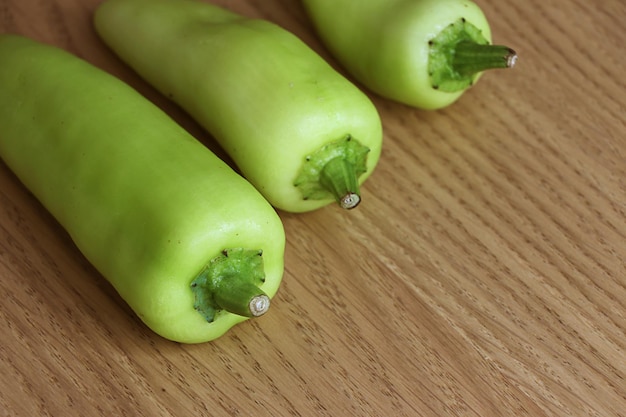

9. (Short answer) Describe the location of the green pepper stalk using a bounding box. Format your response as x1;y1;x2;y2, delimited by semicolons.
94;0;383;213
0;35;285;344
301;0;518;110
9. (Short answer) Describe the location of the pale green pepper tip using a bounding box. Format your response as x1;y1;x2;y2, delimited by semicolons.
302;0;518;109
191;248;270;322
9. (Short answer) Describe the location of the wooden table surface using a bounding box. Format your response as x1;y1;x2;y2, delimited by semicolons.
1;0;624;416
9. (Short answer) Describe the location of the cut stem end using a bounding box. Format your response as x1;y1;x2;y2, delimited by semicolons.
340;192;361;210
249;295;271;317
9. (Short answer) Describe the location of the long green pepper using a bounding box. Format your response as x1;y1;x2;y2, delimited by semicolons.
302;0;517;110
94;0;383;213
0;35;285;344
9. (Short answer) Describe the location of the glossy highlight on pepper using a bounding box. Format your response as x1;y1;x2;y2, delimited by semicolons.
94;0;383;213
0;34;286;344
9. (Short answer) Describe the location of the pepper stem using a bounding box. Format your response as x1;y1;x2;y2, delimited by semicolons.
428;18;517;92
293;135;370;209
213;280;270;318
453;41;517;76
191;248;269;322
319;156;361;209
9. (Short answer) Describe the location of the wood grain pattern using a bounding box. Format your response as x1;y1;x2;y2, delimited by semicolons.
1;0;624;416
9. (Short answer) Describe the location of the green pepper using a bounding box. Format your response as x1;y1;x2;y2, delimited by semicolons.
94;0;383;213
302;0;518;110
0;34;285;344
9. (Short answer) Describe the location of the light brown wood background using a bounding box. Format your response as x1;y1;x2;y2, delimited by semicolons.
1;0;624;416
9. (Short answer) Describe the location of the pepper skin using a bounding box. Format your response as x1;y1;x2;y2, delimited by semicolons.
302;0;517;110
94;0;383;213
0;35;285;344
